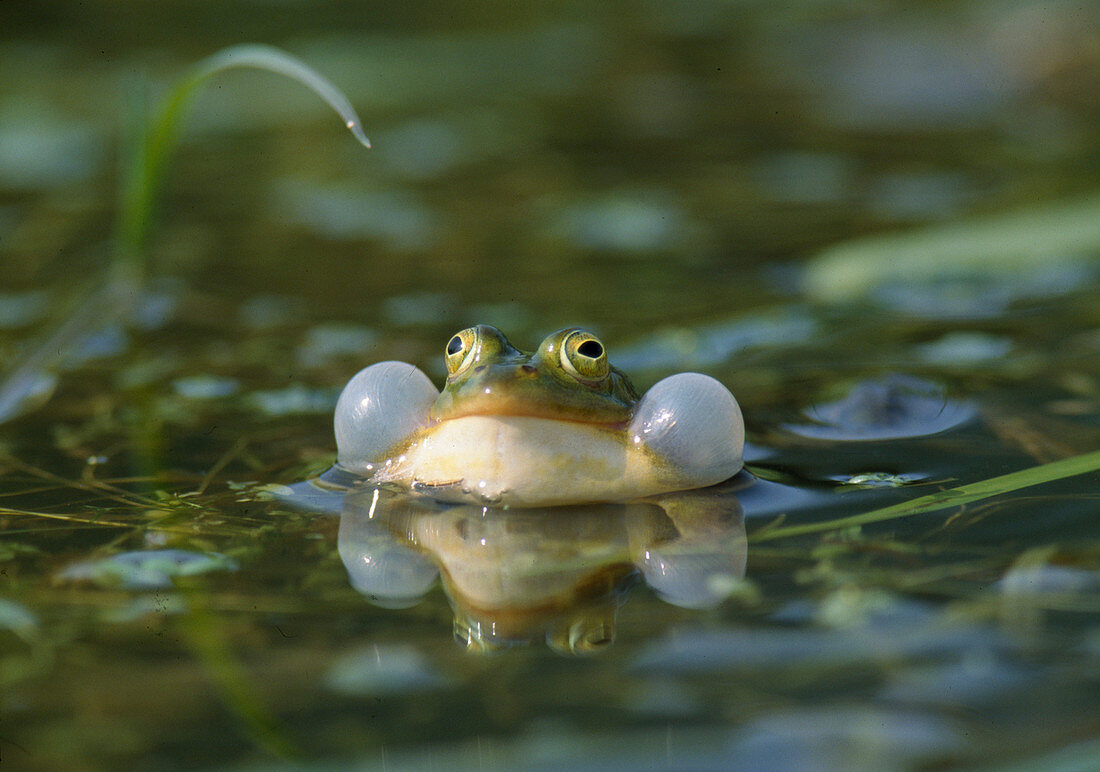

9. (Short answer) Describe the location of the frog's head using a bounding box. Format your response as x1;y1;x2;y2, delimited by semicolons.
431;325;638;425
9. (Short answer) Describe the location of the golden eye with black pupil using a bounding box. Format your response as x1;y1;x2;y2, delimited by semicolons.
444;328;477;374
560;331;610;380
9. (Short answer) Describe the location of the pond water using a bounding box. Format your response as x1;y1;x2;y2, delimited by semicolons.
2;2;1099;770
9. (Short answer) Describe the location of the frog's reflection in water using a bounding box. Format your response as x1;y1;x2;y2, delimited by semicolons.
335;476;748;654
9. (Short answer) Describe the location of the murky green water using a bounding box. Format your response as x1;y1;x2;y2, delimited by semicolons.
2;2;1099;770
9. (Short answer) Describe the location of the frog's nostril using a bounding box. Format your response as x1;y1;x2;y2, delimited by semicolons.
520;365;537;374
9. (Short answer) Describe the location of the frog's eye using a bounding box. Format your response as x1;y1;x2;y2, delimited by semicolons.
560;331;610;381
445;328;478;374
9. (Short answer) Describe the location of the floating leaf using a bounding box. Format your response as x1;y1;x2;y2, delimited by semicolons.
0;598;39;638
58;549;239;590
805;195;1100;305
324;644;445;696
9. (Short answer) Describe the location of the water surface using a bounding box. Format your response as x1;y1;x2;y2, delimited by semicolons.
2;2;1098;769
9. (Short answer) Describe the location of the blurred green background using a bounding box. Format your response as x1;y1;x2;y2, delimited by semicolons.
1;2;1098;770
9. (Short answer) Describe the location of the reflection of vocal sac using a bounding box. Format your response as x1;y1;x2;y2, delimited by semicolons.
336;479;747;654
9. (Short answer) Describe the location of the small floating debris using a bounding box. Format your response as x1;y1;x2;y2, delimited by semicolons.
128;278;184;331
373;118;465;180
296;323;377;368
612;310;818;372
916;332;1013;366
785;374;976;440
323;644;445;696
0;371;56;424
0;115;103;188
879;652;1034;709
58;549;238;590
555;191;693;252
752;151;853;206
275;181;439;251
726;706;964;769
831;471;930;489
101;594;189;623
0;598;39;638
0;290;48;329
172;375;241;400
61;323;129;368
998;564;1100;597
247;384;339;416
382;292;455;327
237;294;304;330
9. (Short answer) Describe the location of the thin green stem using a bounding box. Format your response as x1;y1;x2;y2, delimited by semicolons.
750;449;1100;542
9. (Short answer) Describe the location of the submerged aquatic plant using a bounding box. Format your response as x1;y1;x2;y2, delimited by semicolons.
0;44;370;424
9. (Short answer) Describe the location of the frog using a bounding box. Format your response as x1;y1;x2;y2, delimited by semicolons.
332;325;744;508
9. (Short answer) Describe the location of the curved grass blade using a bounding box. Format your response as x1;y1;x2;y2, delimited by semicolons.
750;449;1100;542
0;45;369;424
117;43;371;266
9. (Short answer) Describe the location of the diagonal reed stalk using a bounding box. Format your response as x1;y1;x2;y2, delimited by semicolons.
750;448;1100;542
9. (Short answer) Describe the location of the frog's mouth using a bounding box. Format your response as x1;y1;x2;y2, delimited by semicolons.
435;405;630;431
